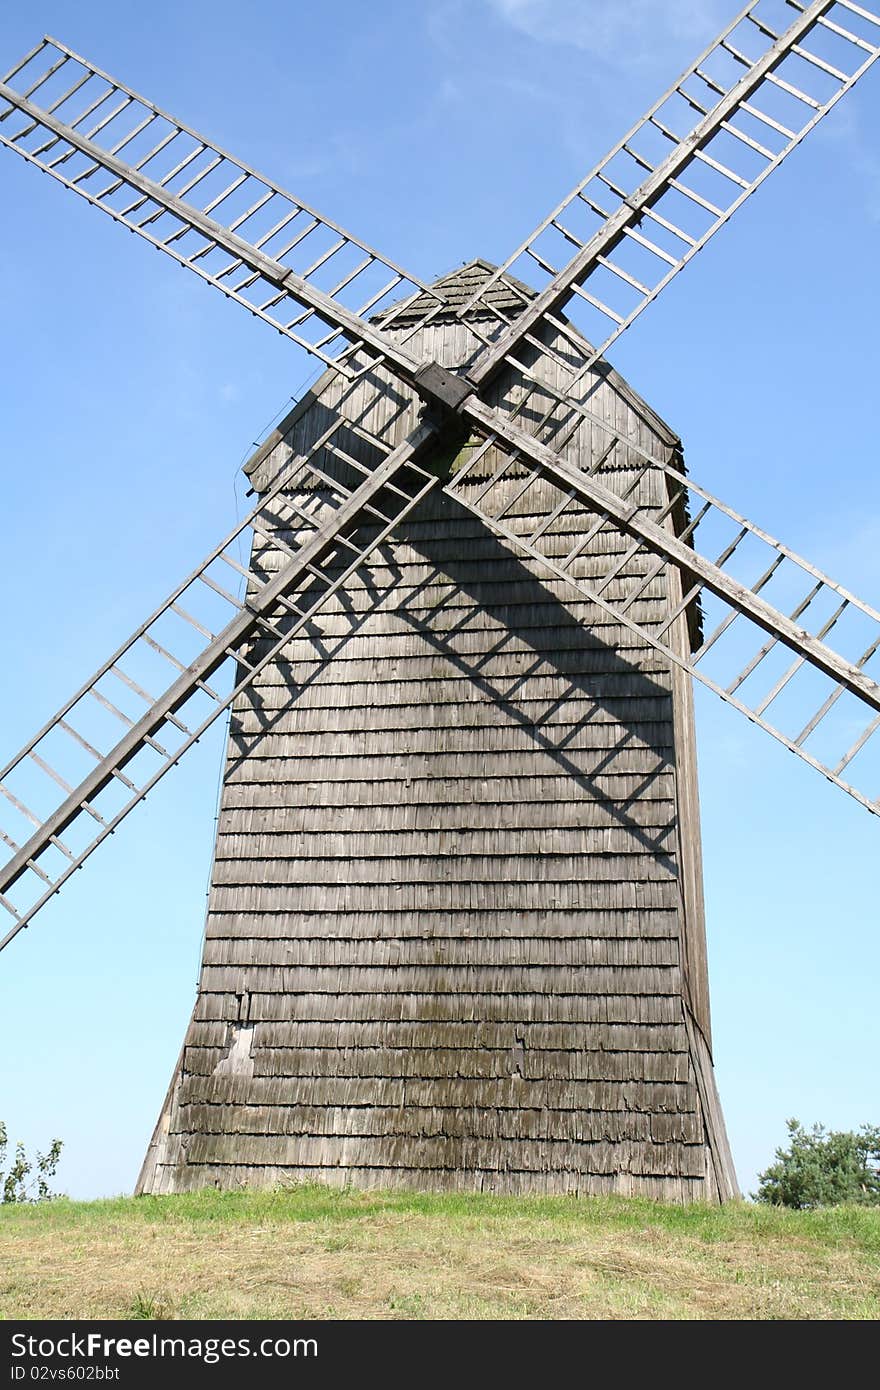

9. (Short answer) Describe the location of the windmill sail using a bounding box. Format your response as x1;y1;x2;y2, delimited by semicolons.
462;0;880;387
0;421;438;949
447;408;880;814
0;36;446;377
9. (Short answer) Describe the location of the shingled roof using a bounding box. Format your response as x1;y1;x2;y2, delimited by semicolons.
377;256;535;326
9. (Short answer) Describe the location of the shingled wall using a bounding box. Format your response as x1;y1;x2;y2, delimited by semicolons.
138;262;737;1201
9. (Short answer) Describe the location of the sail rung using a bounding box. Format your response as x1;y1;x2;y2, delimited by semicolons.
196;571;246;611
490;466;546;526
814;11;878;49
739;98;797;139
27;750;73;795
525;245;560;279
48;834;76;863
576;189;610;220
202;170;249;217
30;132;67;160
649;114;684;145
725;581;827;695
638;203;699;248
105;111;156;161
23;856;55;889
82;95;135;144
718;38;758;70
570;283;625;325
326;253;374;302
752;653;807;715
355;272;407;320
621;225;679;268
695;66;727;97
839;0;880;26
718;118;776;160
792;42;851;81
692;147;752;190
667;177;726;219
57;718;103;762
225;645;256;673
560;509;614;570
676;85;709;115
18;51;69;101
174;153;225;206
132;127;177;174
835;712;880;774
550;216;585;250
0;893;22;924
155;142;208;191
745;11;780;40
108;664;158;709
0;37;49;87
622;142;653;174
301;235;348;282
169;601;216;641
81;799;108;828
763;69;824;110
252;612;289;643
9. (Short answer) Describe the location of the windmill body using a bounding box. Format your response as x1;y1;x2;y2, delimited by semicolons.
138;262;737;1200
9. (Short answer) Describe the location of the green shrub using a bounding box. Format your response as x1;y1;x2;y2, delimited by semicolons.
0;1121;63;1203
755;1119;880;1209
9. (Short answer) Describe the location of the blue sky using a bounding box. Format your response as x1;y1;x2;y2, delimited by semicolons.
0;0;877;1201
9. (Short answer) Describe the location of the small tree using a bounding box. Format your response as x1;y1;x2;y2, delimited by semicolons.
755;1118;880;1209
0;1122;63;1203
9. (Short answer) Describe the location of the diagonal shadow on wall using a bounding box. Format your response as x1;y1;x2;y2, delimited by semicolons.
224;483;682;871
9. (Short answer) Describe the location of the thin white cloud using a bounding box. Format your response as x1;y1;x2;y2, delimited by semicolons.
485;1;880;220
486;0;728;65
814;100;880;223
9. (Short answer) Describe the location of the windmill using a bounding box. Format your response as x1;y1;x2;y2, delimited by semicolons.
1;1;878;1200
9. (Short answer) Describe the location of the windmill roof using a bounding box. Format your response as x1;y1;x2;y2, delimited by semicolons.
377;256;535;326
375;258;679;448
248;258;682;474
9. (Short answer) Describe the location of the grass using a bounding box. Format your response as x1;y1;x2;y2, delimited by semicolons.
1;1186;878;1320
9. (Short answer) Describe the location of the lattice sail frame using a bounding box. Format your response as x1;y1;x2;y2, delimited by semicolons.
0;0;879;947
461;0;880;385
0;36;448;374
0;416;439;947
445;409;880;814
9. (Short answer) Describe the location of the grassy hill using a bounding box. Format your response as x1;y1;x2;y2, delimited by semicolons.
1;1187;878;1320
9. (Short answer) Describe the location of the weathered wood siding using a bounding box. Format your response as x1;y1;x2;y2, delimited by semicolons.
138;262;737;1201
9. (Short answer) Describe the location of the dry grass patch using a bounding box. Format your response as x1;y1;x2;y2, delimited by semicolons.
1;1187;878;1320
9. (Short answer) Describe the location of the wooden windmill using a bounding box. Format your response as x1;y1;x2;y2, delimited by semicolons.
1;0;879;1201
